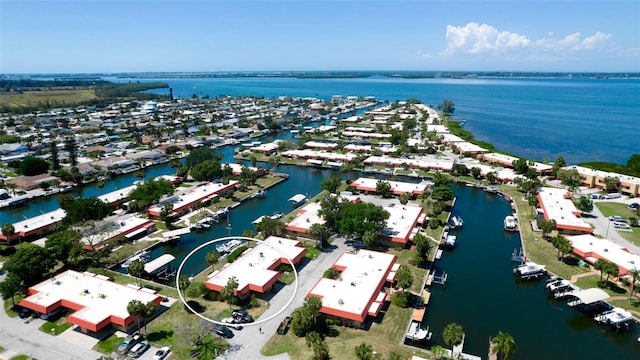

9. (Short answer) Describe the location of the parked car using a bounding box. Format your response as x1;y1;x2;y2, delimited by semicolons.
614;222;631;230
117;333;143;354
40;307;64;320
609;215;626;222
277;316;292;335
605;193;621;199
18;307;33;319
590;194;604;200
129;340;150;358
629;203;639;209
153;346;171;360
231;309;254;323
213;324;234;338
222;317;243;330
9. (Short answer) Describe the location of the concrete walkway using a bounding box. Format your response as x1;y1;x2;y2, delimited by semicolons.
570;270;600;283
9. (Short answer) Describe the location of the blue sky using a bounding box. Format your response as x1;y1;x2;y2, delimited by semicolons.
1;0;638;73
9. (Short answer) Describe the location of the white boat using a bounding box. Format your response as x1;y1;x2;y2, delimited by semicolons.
485;186;498;193
121;249;150;268
546;278;571;292
216;239;244;254
255;189;267;199
271;212;284;220
450;216;464;228
406;321;432;341
444;234;456;247
513;262;545;279
504;215;518;231
594;307;633;329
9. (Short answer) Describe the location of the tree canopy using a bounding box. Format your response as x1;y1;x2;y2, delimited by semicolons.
59;195;113;224
2;244;56;286
320;175;342;194
19;156;50;176
128;179;175;211
332;201;389;238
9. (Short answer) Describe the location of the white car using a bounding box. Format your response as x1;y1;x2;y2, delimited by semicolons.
222;317;243;330
153;346;170;360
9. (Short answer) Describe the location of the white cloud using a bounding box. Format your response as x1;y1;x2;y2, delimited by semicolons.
441;22;611;56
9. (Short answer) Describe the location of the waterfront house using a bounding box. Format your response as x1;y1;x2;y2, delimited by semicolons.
565;165;640;198
80;216;156;251
306;249;398;327
205;236;307;299
0;208;66;243
536;188;593;234
146;181;238;218
19;269;163;333
568;234;640;278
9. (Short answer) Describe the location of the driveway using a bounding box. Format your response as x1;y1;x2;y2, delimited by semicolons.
582;199;640;255
0;308;103;360
220;236;351;360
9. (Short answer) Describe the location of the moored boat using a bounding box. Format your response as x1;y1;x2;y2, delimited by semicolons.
513;262;546;279
504;215;518;231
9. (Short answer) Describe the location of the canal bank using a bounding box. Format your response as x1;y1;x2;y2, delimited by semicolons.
422;183;640;359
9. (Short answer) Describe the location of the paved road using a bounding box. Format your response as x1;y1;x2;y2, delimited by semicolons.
219;236;351;360
582;198;640;255
0;306;103;360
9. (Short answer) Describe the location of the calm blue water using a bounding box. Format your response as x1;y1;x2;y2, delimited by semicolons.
106;76;640;165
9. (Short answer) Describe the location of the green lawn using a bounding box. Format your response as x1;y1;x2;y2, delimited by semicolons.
500;185;590;279
574;275;628;297
0;89;97;108
261;301;427;360
94;333;122;354
39;319;73;336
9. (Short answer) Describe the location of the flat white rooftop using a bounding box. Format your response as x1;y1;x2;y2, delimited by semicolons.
20;269;160;327
568;234;640;274
12;208;66;233
97;184;138;204
148;181;238;215
537;187;592;233
308;249;397;322
206;236;306;294
351;177;430;195
286;201;326;233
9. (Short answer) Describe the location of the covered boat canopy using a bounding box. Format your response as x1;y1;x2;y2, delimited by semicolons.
144;254;175;275
571;288;609;305
162;227;191;239
288;194;307;203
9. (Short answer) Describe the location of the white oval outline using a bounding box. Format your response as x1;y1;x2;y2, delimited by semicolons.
175;236;299;327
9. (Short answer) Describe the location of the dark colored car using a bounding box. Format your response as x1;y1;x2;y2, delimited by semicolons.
213;324;234;338
18;307;33;319
231;310;254;323
277;316;292;335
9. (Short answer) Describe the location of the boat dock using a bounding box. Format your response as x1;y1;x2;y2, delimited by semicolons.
445;334;482;360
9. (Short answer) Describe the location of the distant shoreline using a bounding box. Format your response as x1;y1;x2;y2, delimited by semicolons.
2;71;639;80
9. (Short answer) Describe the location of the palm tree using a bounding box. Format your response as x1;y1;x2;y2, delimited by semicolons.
551;235;573;261
308;223;331;249
429;345;447;360
127;299;145;331
442;323;463;354
628;268;640;301
593;259;607;282
127;259;145;285
206;250;220;272
491;331;517;360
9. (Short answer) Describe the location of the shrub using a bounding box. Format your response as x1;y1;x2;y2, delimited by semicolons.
227;245;249;262
390;293;409;308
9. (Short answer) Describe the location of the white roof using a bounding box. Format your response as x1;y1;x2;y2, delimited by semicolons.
286;201;326;232
80;216;152;246
380;204;423;242
289;194;307;203
351;177;430;195
206;236;305;294
455;141;489;153
97;184;138;204
144;254;176;274
537;187;592;232
571;288;609;305
21;270;159;325
568;234;640;273
364;155;454;172
148;181;238;214
308;250;396;321
12;208;66;232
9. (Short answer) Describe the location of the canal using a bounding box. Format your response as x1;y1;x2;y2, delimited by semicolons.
2;127;639;358
423;184;640;359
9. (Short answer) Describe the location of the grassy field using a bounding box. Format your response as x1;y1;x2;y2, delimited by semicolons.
0;89;97;108
574;275;628;297
261;301;428;360
595;202;640;246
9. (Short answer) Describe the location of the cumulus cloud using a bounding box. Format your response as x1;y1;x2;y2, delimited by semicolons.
442;22;611;56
